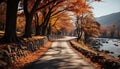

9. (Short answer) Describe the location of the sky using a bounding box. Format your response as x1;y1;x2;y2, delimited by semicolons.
91;0;120;17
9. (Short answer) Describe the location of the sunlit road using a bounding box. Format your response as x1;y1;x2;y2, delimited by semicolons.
24;36;95;69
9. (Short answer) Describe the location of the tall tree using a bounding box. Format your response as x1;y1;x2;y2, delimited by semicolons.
37;0;66;36
34;13;40;35
22;0;57;38
67;0;91;41
68;0;101;41
1;0;20;43
82;16;100;43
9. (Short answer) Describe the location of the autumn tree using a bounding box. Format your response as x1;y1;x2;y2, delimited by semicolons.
21;0;100;37
67;0;101;41
110;24;117;38
49;12;74;36
66;0;92;41
37;0;67;36
1;0;20;43
22;0;65;38
82;16;100;43
100;26;108;37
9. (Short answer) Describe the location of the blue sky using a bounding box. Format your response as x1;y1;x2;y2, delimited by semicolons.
91;0;120;17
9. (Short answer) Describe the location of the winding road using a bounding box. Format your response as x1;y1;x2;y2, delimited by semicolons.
25;36;96;69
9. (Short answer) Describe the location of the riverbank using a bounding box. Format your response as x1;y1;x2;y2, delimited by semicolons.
88;38;120;58
70;40;120;69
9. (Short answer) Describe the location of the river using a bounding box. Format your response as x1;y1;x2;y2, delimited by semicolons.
91;38;120;58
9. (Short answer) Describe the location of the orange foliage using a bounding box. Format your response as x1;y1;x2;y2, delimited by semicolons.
50;12;74;33
17;14;25;32
82;16;101;37
13;42;52;69
66;0;91;15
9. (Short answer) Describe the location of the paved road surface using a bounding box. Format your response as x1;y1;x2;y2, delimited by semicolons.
25;39;95;69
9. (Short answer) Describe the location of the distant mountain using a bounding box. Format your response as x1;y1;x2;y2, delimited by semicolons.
96;12;120;30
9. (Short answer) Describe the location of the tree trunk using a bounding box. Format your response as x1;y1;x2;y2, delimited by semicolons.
77;28;82;41
41;26;47;35
40;8;52;36
34;13;40;36
47;24;52;36
35;25;40;35
84;32;89;44
23;14;33;38
75;16;82;41
23;0;34;38
1;0;19;43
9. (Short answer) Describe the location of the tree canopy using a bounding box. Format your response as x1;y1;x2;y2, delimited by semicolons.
0;0;101;43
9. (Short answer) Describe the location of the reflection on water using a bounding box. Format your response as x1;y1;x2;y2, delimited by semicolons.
97;38;120;58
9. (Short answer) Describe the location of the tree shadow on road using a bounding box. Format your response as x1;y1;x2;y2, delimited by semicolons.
23;56;90;69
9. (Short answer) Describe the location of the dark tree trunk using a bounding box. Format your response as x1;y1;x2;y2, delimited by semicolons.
35;25;40;35
84;32;89;44
75;16;82;41
39;8;52;36
47;24;52;36
23;14;33;38
1;0;20;43
34;13;40;35
45;15;51;35
77;28;82;41
23;0;33;38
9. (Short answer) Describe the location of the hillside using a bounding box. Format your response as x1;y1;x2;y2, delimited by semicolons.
96;12;120;29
